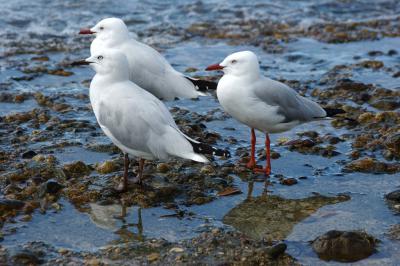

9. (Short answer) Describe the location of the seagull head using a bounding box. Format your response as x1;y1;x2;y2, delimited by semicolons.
79;18;129;43
82;49;130;80
206;51;260;78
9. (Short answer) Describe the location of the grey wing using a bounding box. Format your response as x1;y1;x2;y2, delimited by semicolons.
97;99;153;154
97;91;190;159
254;78;326;122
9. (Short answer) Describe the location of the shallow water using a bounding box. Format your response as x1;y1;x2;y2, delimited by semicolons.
1;0;400;265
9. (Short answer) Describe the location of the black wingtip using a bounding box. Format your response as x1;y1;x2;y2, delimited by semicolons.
186;77;217;92
323;107;346;117
188;139;230;158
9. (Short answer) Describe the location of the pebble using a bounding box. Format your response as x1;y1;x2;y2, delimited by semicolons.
169;247;184;253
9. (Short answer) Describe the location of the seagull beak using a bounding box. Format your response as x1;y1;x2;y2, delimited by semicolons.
205;64;224;71
79;28;95;35
71;59;92;66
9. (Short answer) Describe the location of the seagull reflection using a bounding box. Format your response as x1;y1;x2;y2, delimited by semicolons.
89;202;144;242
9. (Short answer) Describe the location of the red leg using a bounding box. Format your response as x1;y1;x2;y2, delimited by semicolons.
253;134;271;176
246;128;256;169
265;134;271;175
116;153;130;192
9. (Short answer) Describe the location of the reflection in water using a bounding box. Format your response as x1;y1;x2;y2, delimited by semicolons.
89;203;144;242
224;182;349;241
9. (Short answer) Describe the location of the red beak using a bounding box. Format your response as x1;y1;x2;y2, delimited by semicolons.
79;28;95;35
205;64;224;71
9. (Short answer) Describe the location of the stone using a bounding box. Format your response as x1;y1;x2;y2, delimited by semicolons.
0;199;25;212
62;161;91;179
10;249;41;265
96;161;119;174
312;230;378;262
39;179;64;197
22;150;37;159
386;190;400;202
266;243;287;259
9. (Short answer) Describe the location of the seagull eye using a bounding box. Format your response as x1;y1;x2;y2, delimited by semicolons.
231;59;237;64
99;26;104;30
97;55;103;60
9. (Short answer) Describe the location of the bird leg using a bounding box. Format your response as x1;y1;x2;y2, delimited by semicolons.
253;134;271;176
132;158;145;185
246;128;257;169
116;153;130;192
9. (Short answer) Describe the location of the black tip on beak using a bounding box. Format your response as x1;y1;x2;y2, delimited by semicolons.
71;60;91;66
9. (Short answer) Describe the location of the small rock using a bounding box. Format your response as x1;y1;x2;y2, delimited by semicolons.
344;157;400;174
0;199;25;212
10;249;41;265
384;133;400;159
267;243;287;259
385;190;400;202
312;230;378;262
96;160;119;174
147;252;160;262
39;179;64;196
200;165;215;175
280;178;298;186
169;247;184;253
359;60;384;69
387;224;400;240
85;258;101;266
63;161;91;179
157;163;170;173
22;150;37;159
270;151;280;159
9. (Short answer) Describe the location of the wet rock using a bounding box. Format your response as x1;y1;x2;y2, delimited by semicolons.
334;79;371;92
312;230;378;262
384;133;400;159
280;178;298;186
385;190;400;202
357;112;375;124
266;243;287;259
370;99;400;111
39;179;64;196
10;248;42;265
270;151;281;159
344;157;400;174
358;60;384;69
0;199;25;212
367;50;383;56
224;194;349;241
385;190;400;212
387;224;400;240
48;69;73;76
31;56;49;61
22;150;37;159
62;161;92;179
200;165;215;175
96;160;119;174
157;163;170;173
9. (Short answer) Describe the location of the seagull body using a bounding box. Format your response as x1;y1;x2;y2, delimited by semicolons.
80;18;215;101
84;50;227;190
206;51;337;175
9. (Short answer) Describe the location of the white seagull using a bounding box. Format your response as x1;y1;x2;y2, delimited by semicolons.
76;50;229;191
206;51;343;176
79;17;216;101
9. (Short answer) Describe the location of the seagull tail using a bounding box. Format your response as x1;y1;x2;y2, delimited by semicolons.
188;153;209;163
187;138;231;158
186;77;217;92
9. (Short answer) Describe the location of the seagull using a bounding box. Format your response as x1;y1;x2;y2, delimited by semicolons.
206;51;344;176
75;49;229;191
79;17;216;101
